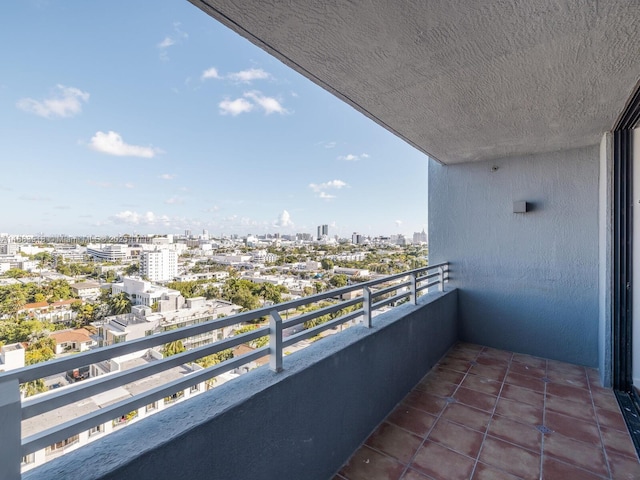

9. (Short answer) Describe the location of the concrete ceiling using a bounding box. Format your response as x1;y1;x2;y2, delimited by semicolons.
188;0;640;165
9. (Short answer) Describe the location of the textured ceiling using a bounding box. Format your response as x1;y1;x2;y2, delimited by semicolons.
188;0;640;164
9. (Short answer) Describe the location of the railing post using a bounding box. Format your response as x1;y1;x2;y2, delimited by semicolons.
363;287;372;328
438;266;445;292
410;273;417;305
269;310;283;373
0;378;21;480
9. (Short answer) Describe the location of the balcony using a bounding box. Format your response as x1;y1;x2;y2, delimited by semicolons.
1;260;637;479
1;264;458;479
337;343;640;480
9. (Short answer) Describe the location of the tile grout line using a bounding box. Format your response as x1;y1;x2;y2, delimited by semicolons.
397;343;479;479
539;358;547;480
468;347;513;480
587;365;614;479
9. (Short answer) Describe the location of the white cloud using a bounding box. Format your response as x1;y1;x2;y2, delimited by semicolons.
205;206;220;213
159;173;175;180
157;37;175;48
165;195;183;205
218;90;288;116
395;220;403;227
201;67;220;80
157;23;188;60
309;179;348;200
309;179;348;192
274;210;294;228
110;210;171;226
244;91;287;115
16;84;89;118
338;153;369;161
228;68;270;83
89;131;161;158
319;192;336;200
219;98;254;116
123;183;135;189
320;141;336;149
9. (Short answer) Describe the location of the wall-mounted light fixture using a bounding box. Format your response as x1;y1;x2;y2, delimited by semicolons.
513;201;529;213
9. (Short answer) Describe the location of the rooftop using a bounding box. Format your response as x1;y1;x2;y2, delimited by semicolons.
49;329;93;345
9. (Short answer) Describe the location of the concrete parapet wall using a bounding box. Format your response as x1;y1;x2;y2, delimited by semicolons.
26;290;457;480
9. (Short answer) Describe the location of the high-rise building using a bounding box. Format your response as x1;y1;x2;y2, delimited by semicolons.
352;232;363;245
317;224;329;240
140;249;178;282
412;229;428;244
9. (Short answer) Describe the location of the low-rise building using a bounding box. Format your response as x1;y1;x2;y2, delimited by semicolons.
0;343;25;372
174;271;229;282
49;329;95;354
111;277;181;308
86;244;137;262
333;267;370;277
71;281;101;299
17;299;78;323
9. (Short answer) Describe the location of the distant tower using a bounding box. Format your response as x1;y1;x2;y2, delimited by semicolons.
317;224;329;240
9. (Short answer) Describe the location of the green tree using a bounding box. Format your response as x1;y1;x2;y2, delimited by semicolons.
321;258;334;271
163;340;185;357
108;292;132;315
329;274;348;288
25;337;56;365
257;283;288;305
22;378;48;397
195;349;234;368
0;287;27;320
33;293;46;303
3;268;30;279
124;263;139;276
45;280;72;302
167;281;204;299
71;301;96;326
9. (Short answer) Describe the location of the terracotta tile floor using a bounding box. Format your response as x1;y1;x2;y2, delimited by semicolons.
336;343;640;480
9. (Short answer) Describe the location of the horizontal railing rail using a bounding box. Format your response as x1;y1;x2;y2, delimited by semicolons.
0;262;448;479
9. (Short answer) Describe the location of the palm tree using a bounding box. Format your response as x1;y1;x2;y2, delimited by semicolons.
109;292;132;315
163;340;185;357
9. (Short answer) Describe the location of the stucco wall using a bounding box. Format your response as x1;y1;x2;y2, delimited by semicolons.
429;145;599;366
26;290;457;480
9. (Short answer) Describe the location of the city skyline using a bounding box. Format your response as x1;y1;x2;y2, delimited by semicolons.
1;1;429;238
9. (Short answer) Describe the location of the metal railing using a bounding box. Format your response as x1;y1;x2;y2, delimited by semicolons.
0;263;448;479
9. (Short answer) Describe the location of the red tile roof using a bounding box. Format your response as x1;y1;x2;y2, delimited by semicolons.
49;328;93;344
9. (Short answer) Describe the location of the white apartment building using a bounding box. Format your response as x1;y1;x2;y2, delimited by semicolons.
210;254;252;265
140;249;178;282
86;244;136;262
111;277;180;308
251;250;278;264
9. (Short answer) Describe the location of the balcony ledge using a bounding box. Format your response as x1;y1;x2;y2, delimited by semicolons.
25;289;457;480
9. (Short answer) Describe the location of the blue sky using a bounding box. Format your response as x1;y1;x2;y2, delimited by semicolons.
1;1;429;238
